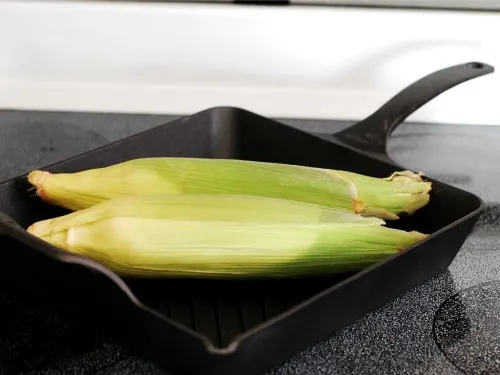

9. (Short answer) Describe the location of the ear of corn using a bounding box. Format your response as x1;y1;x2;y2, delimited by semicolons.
27;157;431;220
27;194;427;278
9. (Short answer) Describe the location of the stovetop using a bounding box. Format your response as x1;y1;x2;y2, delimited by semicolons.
0;109;499;375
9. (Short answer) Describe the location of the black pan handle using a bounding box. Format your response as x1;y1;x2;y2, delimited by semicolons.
333;62;494;157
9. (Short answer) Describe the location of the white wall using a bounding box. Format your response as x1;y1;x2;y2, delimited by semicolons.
1;1;499;124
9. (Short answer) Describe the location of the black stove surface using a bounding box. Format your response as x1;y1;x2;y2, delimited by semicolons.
0;110;499;375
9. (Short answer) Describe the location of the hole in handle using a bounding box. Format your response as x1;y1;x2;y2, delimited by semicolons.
468;62;485;69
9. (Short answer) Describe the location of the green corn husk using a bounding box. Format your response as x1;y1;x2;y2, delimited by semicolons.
27;157;432;220
335;170;432;219
27;194;427;278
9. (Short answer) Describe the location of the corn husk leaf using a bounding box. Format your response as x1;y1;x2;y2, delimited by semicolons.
27;158;431;219
27;194;427;278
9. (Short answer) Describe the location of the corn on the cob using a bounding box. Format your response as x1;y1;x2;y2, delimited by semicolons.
27;158;431;220
27;194;427;278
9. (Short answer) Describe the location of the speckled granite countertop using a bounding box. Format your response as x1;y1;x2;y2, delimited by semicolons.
0;110;499;375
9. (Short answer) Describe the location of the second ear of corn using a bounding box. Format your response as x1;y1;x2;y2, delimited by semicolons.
27;194;427;278
27;157;431;220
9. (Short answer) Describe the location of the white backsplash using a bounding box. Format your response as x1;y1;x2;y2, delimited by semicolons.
1;1;499;125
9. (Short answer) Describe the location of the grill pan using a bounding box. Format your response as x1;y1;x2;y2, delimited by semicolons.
0;62;493;375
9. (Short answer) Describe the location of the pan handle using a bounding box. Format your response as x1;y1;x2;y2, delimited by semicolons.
333;62;494;157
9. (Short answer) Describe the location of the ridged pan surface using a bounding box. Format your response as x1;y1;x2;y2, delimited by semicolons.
0;62;493;375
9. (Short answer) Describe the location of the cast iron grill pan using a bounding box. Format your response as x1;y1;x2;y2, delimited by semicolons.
0;62;493;375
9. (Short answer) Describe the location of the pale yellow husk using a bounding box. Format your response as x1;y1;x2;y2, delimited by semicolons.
27;194;427;278
27;157;431;219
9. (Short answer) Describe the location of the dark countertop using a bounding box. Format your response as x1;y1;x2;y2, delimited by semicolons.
0;109;499;375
